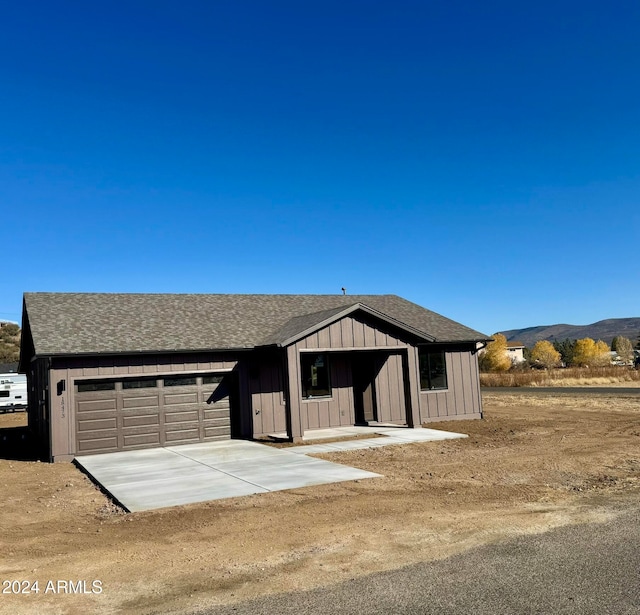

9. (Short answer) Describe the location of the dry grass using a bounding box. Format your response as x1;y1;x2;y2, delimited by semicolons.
480;366;640;387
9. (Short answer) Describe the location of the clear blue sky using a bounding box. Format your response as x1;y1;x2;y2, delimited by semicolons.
1;1;638;335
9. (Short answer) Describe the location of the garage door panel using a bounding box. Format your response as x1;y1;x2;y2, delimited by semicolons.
204;425;231;439
76;374;232;455
123;433;161;448
77;436;119;453
165;410;199;424
77;399;117;412
121;422;161;435
77;408;117;422
122;413;161;428
164;428;200;443
77;418;117;432
204;407;230;420
122;395;160;409
164;392;199;405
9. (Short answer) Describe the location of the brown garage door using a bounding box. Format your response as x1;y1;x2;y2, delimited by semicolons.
75;374;232;455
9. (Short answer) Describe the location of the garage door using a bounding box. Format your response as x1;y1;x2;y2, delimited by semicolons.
75;374;232;455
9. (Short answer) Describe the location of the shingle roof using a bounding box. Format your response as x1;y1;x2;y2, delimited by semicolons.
22;293;489;356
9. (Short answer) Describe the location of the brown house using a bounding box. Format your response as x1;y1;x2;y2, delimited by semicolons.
19;293;489;462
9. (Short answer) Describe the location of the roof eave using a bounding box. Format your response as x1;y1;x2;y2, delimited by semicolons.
31;347;255;360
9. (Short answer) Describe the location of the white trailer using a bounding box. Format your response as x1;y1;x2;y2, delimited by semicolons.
0;373;27;411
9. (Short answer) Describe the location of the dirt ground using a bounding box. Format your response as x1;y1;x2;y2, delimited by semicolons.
1;391;639;615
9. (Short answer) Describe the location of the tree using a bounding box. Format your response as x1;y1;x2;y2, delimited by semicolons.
530;340;561;369
478;334;512;372
593;340;611;367
573;338;610;367
612;336;634;364
0;323;20;363
553;338;576;367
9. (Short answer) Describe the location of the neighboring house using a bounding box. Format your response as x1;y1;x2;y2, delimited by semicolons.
19;293;490;462
506;341;526;365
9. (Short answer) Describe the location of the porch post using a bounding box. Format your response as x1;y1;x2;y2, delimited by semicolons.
285;345;303;442
404;347;422;428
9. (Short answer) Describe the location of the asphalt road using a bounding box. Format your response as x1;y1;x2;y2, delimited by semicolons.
193;505;640;615
483;387;640;397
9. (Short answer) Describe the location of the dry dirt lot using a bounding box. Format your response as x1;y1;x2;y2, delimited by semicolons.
1;391;639;615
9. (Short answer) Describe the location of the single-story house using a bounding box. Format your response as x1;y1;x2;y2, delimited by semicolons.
19;293;490;462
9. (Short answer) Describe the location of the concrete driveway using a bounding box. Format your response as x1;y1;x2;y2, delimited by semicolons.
75;440;381;512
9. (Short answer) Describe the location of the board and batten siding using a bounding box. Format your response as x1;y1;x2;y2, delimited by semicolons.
300;354;355;431
286;314;419;435
249;357;288;436
295;313;409;351
374;352;407;424
418;349;482;421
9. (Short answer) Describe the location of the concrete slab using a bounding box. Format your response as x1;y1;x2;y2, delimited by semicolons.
75;440;380;512
377;427;468;442
75;427;466;512
280;426;468;454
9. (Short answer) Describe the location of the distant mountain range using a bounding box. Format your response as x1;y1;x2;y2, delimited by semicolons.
499;318;640;348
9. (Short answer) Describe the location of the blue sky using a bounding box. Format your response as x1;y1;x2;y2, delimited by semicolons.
1;1;638;335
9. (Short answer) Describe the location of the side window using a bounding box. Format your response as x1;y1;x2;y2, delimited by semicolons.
301;353;331;398
419;349;448;390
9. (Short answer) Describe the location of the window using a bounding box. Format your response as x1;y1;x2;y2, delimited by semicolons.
122;377;157;390
301;353;331;398
419;349;448;390
202;375;224;385
77;380;117;393
163;376;197;387
0;391;9;398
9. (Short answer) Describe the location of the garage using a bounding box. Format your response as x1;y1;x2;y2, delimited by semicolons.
75;373;232;455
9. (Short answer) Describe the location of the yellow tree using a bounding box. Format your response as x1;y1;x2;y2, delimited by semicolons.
573;338;596;366
573;338;611;367
479;334;512;372
593;340;611;367
530;340;561;369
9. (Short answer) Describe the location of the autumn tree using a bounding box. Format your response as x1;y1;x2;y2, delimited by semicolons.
530;340;561;369
612;336;634;364
572;338;610;367
478;334;512;372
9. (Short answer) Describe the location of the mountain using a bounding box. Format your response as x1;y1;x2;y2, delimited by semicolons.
499;318;640;348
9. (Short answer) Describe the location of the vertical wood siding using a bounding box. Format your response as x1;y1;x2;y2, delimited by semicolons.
418;350;482;421
292;315;414;431
250;358;287;436
296;314;408;350
300;354;354;431
374;353;406;423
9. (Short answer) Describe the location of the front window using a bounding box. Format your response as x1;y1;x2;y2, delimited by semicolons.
419;349;448;390
301;353;331;398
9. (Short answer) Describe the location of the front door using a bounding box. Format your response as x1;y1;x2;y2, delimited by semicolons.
353;354;378;424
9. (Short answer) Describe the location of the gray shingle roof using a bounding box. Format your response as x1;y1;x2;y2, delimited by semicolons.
23;293;489;356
